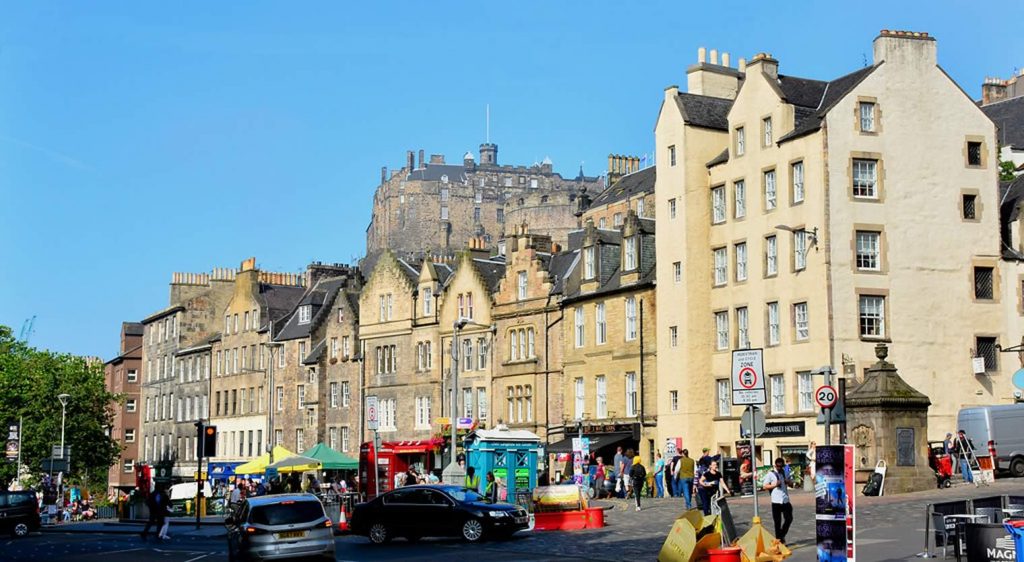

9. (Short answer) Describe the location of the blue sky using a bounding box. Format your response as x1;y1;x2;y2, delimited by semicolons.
2;1;1021;357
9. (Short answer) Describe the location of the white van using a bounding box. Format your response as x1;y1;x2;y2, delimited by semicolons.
957;404;1024;477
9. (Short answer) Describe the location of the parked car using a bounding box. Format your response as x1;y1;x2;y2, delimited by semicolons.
350;484;528;544
0;490;41;538
958;403;1024;477
224;493;335;561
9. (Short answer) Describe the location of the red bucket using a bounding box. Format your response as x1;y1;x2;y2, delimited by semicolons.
707;547;742;562
584;506;605;528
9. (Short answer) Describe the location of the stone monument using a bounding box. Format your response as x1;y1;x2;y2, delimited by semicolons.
845;343;934;493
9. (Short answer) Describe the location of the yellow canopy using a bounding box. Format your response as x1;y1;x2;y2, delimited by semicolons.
234;446;297;475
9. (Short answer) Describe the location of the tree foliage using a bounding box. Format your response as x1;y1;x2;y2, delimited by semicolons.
1000;160;1017;182
0;325;120;491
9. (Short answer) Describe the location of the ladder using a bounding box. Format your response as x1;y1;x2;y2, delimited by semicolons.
954;432;987;487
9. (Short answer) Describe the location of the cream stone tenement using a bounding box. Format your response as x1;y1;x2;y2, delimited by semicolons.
655;31;1002;467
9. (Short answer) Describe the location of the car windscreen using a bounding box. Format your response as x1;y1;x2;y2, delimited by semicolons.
447;488;485;503
249;501;325;526
2;493;35;508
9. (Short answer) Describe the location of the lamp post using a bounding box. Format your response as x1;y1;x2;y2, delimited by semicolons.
57;393;70;465
442;318;495;484
261;342;284;465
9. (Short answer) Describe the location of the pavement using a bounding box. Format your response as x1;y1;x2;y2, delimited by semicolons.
3;478;1021;561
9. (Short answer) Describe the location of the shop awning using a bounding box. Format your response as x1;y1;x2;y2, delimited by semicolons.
267;454;321;474
302;443;358;470
544;432;634;454
234;446;298;475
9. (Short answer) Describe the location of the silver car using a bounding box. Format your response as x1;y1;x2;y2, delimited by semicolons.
225;493;336;561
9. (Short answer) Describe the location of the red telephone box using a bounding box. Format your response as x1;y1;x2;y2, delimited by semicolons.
359;439;442;499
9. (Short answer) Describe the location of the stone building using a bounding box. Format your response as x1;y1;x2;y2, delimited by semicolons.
584;156;656;229
979;70;1024;171
104;322;143;491
491;226;572;443
272;263;362;457
558;211;658;465
502;190;579;250
654;32;1001;468
208;259;305;471
364;143;604;260
140;268;235;480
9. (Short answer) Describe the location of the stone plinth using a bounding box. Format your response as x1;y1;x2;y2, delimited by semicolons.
845;343;934;494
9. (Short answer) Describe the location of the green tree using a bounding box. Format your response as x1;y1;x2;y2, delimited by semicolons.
1000;160;1016;182
0;325;120;492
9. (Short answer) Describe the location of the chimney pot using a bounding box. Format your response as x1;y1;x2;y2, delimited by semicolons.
722;52;730;67
710;48;718;65
418;149;424;169
698;47;706;64
738;58;746;72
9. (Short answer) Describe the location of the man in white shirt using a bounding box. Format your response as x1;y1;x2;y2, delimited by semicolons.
762;457;794;544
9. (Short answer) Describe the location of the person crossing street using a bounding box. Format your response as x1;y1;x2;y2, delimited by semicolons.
763;457;794;544
629;454;647;511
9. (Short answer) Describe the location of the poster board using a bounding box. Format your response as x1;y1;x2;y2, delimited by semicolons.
815;445;855;562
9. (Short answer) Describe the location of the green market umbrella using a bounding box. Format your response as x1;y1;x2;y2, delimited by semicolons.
302;442;358;470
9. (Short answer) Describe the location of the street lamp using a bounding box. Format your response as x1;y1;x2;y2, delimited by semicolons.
775;224;819;250
57;394;70;464
261;342;284;464
442;318;495;485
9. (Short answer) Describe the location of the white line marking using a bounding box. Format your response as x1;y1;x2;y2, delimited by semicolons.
99;547;145;555
184;554;212;562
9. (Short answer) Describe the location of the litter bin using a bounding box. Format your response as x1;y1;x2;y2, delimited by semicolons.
585;506;605;528
1004;521;1024;562
707;547;742;562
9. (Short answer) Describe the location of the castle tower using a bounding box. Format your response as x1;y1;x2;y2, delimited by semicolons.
479;143;498;166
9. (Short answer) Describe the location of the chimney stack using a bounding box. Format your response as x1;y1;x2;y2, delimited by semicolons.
710;48;718;65
406;150;415;171
738;57;746;72
722;52;730;67
418;149;425;169
698;47;706;64
381;166;387;184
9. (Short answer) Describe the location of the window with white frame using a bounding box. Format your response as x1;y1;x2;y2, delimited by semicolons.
386;294;393;320
341;427;350;452
859;295;886;338
279;347;286;368
792;161;805;203
328;427;337;450
343;336;351;358
510;330;519;361
795;230;807;271
764;170;777;210
517;271;528;300
415;396;431;429
379;295;388;323
276;386;284;411
636;198;645;217
767;302;780;346
736;127;745;156
852;159;878;198
298;305;311;324
766;235;778;276
713;248;727;286
523;332;532;360
477;388;488;421
463;338;474;371
295;429;304;452
855;231;880;271
798;372;813;411
625;372;638;417
715;311;729;350
297;385;305;409
670;390;678;411
735;242;748;281
860;102;875;132
574;307;584;348
669;326;678;347
625;297;637;341
595;303;607;345
330;337;338;359
669;198;677;219
734;180;746;218
125;428;136;443
584;246;596;279
711;186;726;224
525;385;533;421
794;302;809;340
127;369;138;383
673;262;681;283
342;381;350;406
275;429;283;446
423;287;433;315
769;374;785;414
763;117;773;146
736;307;749;349
717;379;730;416
624;236;637;270
595;375;607;418
574;377;585;419
329;382;338;408
506;387;515;422
127;399;137;413
380;398;397;431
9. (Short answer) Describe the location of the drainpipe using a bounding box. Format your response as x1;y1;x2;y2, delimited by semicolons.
545;298;564;442
639;297;645;429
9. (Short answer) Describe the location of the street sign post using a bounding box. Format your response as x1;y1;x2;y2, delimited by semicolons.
366;396;379;497
740;406;766;438
731;349;766;406
366;396;379;431
815;385;838;409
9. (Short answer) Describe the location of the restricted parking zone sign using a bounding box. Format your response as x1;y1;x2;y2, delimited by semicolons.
731;349;766;406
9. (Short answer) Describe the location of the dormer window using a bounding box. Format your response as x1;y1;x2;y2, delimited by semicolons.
298;305;312;325
624;236;637;271
422;287;433;315
584;246;596;279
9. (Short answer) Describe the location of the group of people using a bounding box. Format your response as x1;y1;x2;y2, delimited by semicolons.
395;466;440;488
463;466;502;503
652;447;728;514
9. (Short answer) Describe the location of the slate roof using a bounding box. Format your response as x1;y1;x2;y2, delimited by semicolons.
561;218;656;303
258;283;307;336
589;167;656;207
124;322;144;337
470;258;507;292
548;250;579;296
674;93;734;130
303;339;326;365
707;148;730;168
407;164;469;183
275;276;348;341
1000;176;1024;260
982;95;1024;149
777;65;878;144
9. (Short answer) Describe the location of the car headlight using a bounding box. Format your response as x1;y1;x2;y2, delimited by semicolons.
488;510;509;518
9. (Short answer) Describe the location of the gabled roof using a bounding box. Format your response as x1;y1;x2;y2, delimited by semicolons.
589;167;656;208
258;283;307;336
982;95;1024;150
777;65;878;144
548;250;579;296
275;276;348;341
471;258;507;292
303;339;326;365
674;92;734;130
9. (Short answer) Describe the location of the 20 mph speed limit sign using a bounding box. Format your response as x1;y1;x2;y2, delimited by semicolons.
815;385;838;409
731;349;766;406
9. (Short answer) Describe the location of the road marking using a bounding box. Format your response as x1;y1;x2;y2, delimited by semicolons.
185;553;213;562
99;547;145;555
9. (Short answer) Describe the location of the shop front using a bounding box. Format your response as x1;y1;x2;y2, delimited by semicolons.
359;438;442;498
546;422;641;482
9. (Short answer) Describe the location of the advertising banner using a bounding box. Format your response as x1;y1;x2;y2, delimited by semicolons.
6;423;19;462
815;445;855;562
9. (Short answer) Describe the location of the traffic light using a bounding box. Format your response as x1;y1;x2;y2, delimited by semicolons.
202;425;217;458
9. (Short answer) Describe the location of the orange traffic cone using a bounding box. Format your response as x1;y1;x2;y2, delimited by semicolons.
337;505;349;533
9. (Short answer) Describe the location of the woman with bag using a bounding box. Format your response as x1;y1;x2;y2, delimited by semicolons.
697;460;730;516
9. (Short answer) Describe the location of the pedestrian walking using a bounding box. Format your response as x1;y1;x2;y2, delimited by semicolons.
593;457;606;499
653;452;665;498
629;455;647;511
678;449;696;509
484;471;498;503
156;489;171;540
697;460;729;516
613;447;627;499
763;457;794;544
140;488;161;541
464;466;481;493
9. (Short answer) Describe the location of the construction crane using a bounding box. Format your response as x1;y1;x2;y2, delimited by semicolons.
18;316;36;343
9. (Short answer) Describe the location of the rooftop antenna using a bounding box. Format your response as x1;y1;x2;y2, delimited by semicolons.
486;104;490;143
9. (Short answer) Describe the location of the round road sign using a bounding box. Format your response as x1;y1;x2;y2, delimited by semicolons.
738;366;758;389
815;385;838;408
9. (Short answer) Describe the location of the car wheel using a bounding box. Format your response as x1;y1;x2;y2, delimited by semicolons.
12;523;29;538
1009;457;1024;478
368;522;390;544
461;518;484;542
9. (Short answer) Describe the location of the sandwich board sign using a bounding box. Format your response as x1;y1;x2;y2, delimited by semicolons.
731;349;766;406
